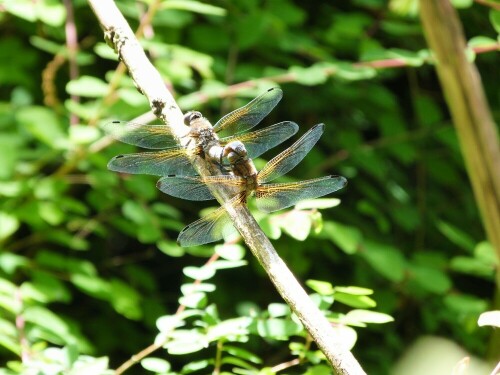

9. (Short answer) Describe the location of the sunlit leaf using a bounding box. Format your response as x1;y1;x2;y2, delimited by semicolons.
306;280;334;295
295;198;341;210
183;266;216;280
0;212;19;240
179;292;207;309
344;309;394;324
320;221;362;254
141;357;171;373
252;318;302;339
334;292;376;308
477;311;500;328
66;76;109;97
215;244;246;261
334;286;373;296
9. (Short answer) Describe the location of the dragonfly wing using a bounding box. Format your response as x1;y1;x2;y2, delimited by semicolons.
157;175;245;200
157;176;213;201
107;149;195;176
102;121;178;149
221;121;299;159
213;87;283;135
255;176;347;213
258;123;324;184
177;195;244;247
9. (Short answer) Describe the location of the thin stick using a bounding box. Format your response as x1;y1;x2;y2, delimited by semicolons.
87;1;367;374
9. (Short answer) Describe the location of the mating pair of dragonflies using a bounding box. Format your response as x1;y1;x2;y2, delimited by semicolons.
103;88;347;247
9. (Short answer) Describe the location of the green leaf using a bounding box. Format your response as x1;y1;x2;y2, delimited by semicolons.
268;303;291;318
387;49;425;66
206;317;251;342
70;274;110;300
290;64;328;86
23;306;72;343
468;36;498;49
181;359;212;373
279;210;312;241
69;125;101;145
223;345;262;364
259;215;282;240
109;279;142;320
183;266;216;280
221;356;257;371
157;240;185;257
449;256;494;279
179;292;207;309
215;244;246;261
165;330;208;355
329;325;357;350
0;212;19;240
161;0;226;16
410;266;452;294
334;63;376;80
122;201;150;225
253;318;302;339
181;283;216;295
451;0;473;8
490;10;500;33
0;253;29;275
320;221;362;254
444;294;487;315
474;241;497;265
3;2;37;22
345;309;394;324
156;315;185;333
334;286;374;296
334;292;376;308
306;280;334;295
212;260;247;270
16;106;68;149
436;221;475;252
38;201;65;225
361;241;406;282
295;198;341;210
66;76;109;97
141;357;171;373
304;364;335;375
36;0;66;27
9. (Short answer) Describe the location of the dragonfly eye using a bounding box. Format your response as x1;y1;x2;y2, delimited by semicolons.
184;111;203;126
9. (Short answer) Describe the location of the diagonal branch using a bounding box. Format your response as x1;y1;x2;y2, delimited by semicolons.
87;1;366;374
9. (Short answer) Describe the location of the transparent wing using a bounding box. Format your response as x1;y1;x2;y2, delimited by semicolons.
258;123;324;184
220;121;299;159
213;87;283;135
255;175;347;213
102;120;177;149
177;195;245;247
107;149;195;176
156;175;245;201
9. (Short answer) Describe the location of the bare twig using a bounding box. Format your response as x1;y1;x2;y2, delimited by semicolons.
419;0;500;360
87;1;367;374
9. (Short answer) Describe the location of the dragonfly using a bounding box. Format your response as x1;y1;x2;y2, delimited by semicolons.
102;88;298;176
156;124;348;247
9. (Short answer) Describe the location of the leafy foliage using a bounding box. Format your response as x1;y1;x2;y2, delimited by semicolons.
0;0;498;374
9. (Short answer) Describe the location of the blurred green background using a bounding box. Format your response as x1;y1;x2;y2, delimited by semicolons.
0;0;498;374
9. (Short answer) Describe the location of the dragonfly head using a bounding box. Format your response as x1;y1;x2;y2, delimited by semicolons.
184;111;203;126
224;141;248;162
